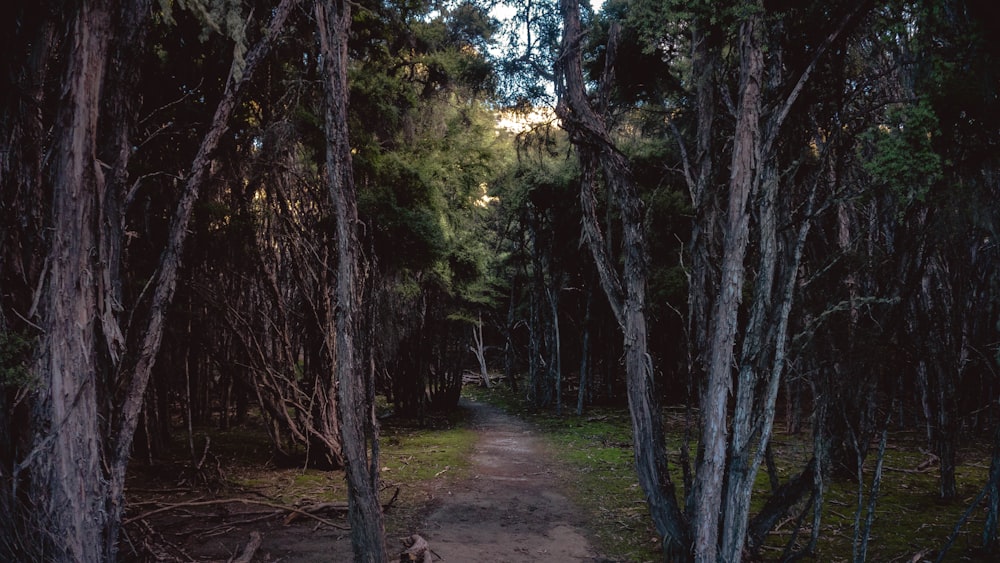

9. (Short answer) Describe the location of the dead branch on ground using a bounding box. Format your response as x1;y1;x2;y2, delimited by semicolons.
229;531;262;563
125;498;349;529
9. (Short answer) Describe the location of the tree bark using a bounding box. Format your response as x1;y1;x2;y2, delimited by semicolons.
692;9;764;561
472;313;491;388
316;0;388;560
556;2;689;557
24;2;113;560
577;281;593;416
503;276;519;391
547;285;562;414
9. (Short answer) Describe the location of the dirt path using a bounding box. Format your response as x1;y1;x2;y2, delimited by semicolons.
134;398;607;561
415;398;605;562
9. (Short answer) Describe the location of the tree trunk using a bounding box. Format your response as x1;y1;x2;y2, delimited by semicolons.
526;206;550;407
577;281;593;416
23;2;113;560
692;9;764;561
316;0;388;560
472;313;491;388
982;423;1000;551
547;286;562;414
556;3;689;557
503;277;519;391
683;19;720;401
105;2;300;554
854;424;889;563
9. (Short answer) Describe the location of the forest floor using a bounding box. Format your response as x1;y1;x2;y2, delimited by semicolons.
415;398;605;561
123;397;610;562
123;387;997;562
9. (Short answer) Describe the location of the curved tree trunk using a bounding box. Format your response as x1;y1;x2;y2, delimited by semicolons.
556;2;689;557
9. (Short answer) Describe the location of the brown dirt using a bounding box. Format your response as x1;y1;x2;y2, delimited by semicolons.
128;398;609;562
413;398;606;562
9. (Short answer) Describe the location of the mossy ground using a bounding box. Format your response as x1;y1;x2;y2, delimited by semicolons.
127;390;995;561
127;406;478;549
378;409;478;536
465;385;996;562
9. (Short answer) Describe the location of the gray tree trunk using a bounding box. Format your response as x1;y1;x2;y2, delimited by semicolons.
556;2;689;557
692;10;764;561
316;0;388;560
472;313;491;388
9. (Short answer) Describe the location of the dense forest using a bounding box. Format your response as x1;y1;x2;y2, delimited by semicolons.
1;0;999;561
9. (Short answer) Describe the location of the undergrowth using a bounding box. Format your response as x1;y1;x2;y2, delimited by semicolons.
465;384;996;562
126;389;996;561
126;406;478;550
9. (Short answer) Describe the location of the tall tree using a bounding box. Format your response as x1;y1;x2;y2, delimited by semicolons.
317;0;388;559
555;0;690;557
25;2;116;559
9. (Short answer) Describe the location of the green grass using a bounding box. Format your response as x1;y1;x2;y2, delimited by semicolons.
466;385;997;562
375;409;479;536
380;417;477;482
131;405;480;542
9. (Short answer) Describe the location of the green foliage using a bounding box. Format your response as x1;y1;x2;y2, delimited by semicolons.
159;0;248;81
0;330;34;388
491;0;563;105
861;101;943;218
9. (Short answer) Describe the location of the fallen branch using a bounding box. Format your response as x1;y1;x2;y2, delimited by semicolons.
282;502;348;525
384;486;401;511
884;465;935;475
125;498;349;530
230;531;262;563
284;486;400;524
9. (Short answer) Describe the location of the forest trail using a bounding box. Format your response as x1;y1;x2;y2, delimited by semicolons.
131;398;609;562
416;398;606;562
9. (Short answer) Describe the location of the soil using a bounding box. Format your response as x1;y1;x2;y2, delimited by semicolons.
130;398;609;562
415;398;606;562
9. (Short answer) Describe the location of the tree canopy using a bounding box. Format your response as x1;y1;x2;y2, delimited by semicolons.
1;0;998;561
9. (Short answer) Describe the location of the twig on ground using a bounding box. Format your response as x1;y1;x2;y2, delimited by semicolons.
126;498;349;530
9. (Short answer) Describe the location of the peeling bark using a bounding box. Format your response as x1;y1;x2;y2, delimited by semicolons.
25;2;113;560
692;10;764;561
317;0;388;559
556;1;689;557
